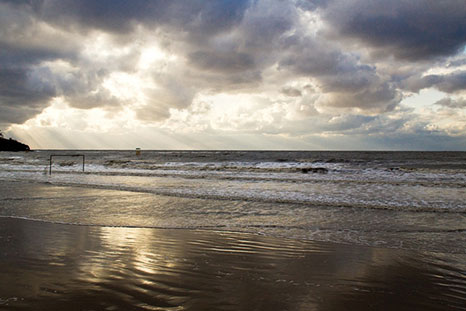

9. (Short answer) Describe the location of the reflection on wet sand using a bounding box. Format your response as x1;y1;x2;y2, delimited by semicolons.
1;218;465;310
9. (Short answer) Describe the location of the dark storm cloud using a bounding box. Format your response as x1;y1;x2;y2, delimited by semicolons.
239;1;296;51
278;35;375;85
171;0;298;95
0;1;80;124
0;2;79;64
0;42;62;124
25;0;252;38
0;68;56;124
175;0;298;93
279;36;401;111
321;0;466;61
433;72;466;93
405;71;466;93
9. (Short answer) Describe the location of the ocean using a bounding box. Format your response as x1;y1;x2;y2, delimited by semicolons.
1;150;465;254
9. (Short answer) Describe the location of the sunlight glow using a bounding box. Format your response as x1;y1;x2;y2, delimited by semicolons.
82;33;133;60
138;45;176;70
102;72;147;102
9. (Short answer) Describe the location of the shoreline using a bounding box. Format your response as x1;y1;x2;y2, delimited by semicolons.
1;179;465;254
2;213;466;257
1;217;466;310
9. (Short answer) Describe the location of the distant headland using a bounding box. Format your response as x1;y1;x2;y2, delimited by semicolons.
0;132;30;151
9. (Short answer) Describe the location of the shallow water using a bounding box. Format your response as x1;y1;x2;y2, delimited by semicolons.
0;181;465;254
0;150;465;253
1;218;466;311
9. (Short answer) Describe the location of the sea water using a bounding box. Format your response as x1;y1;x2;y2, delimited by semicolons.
0;150;465;254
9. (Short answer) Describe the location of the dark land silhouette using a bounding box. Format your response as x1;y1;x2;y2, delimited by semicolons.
0;132;30;151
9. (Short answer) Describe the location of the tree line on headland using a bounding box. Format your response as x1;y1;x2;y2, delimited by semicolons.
0;131;30;151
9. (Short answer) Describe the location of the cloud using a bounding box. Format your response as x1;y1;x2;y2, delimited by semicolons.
0;1;78;124
189;51;255;74
281;87;302;97
447;57;466;68
296;0;330;11
0;65;56;124
26;0;252;40
434;97;466;109
1;0;466;150
431;72;466;93
404;71;466;93
0;0;275;124
318;85;400;112
136;80;196;122
279;36;401;111
321;0;466;61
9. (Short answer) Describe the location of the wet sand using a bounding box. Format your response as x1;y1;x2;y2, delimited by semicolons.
1;217;466;310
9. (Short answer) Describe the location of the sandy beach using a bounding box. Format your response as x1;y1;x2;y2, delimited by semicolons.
1;216;466;310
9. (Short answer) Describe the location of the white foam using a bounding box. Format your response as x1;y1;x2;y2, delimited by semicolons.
2;168;465;213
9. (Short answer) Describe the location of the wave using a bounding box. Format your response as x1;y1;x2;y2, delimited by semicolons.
3;173;466;213
1;162;465;189
2;157;466;216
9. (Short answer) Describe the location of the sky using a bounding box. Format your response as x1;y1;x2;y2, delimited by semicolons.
1;0;465;150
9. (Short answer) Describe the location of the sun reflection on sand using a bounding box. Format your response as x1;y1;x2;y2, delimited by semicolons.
1;218;466;310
